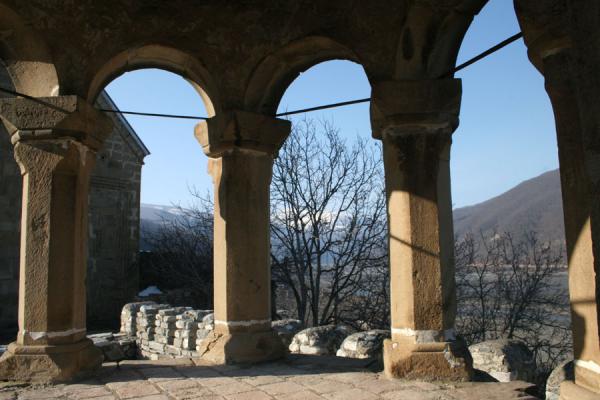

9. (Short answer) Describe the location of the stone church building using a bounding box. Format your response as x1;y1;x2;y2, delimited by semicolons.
0;66;148;337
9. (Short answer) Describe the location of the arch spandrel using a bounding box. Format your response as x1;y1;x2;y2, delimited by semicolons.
394;0;489;80
0;3;59;97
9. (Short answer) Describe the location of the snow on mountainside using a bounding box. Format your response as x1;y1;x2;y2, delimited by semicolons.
140;170;566;250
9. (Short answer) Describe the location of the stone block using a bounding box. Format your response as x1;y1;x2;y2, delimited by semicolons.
469;339;536;383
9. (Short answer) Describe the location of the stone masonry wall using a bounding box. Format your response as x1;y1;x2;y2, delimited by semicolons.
0;65;148;335
87;93;148;329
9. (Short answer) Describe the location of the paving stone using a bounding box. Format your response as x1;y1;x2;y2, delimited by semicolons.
154;379;200;392
174;367;221;379
224;390;273;400
5;359;548;400
196;377;238;388
130;396;170;400
101;371;143;384
381;389;444;400
0;393;16;400
209;382;255;396
326;372;376;384
303;380;343;394
169;387;217;400
17;388;65;399
323;388;379;400
139;367;184;382
280;391;325;400
112;382;161;399
259;381;306;396
68;386;113;399
76;397;116;400
355;378;405;394
239;375;284;387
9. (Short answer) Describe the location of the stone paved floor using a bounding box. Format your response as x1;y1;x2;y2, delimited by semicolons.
0;356;539;400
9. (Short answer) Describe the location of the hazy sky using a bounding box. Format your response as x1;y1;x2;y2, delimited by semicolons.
106;0;557;209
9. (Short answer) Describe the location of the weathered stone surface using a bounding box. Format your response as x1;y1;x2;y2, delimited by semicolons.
120;302;155;336
0;357;542;399
289;325;352;356
336;330;390;359
546;360;574;400
88;332;136;361
469;339;536;383
272;319;303;348
0;85;147;335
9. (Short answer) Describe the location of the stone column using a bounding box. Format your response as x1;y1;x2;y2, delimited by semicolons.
195;110;290;363
541;49;600;400
0;96;112;382
371;79;472;380
514;2;600;394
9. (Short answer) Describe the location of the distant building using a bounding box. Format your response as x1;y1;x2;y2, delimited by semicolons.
0;66;149;336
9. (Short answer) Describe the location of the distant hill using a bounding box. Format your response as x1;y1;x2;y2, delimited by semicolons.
453;169;565;245
140;169;566;250
140;204;186;251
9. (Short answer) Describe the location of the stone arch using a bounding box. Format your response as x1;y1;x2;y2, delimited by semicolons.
87;45;219;117
244;36;365;116
0;4;59;97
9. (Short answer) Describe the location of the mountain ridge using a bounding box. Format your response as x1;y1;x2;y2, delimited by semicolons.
140;168;566;248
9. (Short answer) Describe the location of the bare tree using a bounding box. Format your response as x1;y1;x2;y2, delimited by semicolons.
141;195;214;309
270;117;388;328
455;230;572;384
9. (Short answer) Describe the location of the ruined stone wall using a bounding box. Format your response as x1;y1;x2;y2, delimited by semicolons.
0;77;148;334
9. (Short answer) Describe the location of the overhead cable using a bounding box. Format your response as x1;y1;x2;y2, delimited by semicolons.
0;32;524;121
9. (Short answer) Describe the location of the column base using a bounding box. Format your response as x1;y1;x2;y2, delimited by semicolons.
561;381;600;399
0;339;103;383
383;338;473;381
197;330;285;364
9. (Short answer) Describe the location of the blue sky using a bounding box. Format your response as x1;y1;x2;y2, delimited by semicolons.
106;0;557;209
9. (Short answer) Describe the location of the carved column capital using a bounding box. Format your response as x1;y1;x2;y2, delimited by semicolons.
514;0;572;72
195;110;291;158
0;95;113;151
370;79;461;140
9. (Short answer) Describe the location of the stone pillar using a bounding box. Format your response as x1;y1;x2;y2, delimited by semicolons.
541;48;600;400
195;110;290;363
514;2;600;394
371;79;472;380
0;96;112;382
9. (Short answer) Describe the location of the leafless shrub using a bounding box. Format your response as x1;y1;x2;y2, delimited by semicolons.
270;117;389;328
455;230;572;387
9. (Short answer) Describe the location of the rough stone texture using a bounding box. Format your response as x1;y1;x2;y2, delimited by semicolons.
289;325;352;356
0;77;148;337
0;358;540;400
88;332;136;362
468;340;536;383
546;360;574;400
0;0;599;391
87;93;149;329
120;302;155;336
272;319;304;348
336;330;390;359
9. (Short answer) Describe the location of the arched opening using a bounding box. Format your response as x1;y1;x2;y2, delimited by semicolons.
270;58;390;353
84;67;216;359
452;0;570;389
